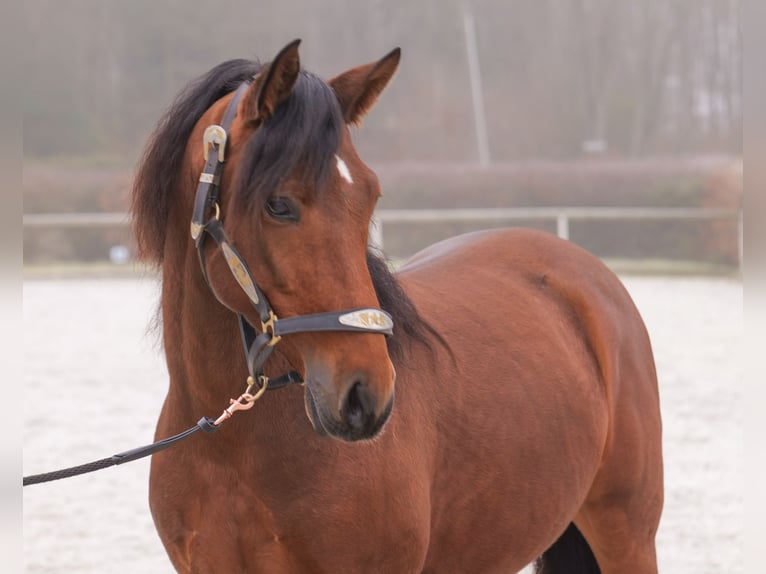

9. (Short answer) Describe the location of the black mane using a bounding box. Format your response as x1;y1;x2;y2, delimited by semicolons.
132;58;261;263
367;250;442;364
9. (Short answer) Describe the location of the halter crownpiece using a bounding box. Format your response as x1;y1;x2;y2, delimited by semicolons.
190;81;394;392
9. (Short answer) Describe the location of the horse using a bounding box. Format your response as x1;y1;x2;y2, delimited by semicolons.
131;40;663;574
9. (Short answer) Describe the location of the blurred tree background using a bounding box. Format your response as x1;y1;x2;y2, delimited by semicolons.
23;0;742;267
24;0;740;163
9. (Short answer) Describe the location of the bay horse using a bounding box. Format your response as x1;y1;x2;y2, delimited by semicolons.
131;40;662;573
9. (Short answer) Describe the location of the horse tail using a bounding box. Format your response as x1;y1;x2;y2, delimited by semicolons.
534;523;600;574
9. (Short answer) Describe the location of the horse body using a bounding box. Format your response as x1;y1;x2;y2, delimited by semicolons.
401;229;662;572
136;41;662;574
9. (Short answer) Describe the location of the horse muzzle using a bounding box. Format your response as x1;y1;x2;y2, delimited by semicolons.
303;370;395;441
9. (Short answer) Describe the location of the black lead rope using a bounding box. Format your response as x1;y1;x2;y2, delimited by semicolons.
23;417;219;486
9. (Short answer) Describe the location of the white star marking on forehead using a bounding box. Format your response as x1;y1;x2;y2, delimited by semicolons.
335;154;354;184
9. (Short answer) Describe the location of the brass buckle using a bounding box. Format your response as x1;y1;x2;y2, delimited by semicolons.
203;125;227;162
245;375;270;400
261;310;281;347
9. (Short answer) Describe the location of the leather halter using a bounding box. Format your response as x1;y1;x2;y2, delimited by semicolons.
190;81;394;393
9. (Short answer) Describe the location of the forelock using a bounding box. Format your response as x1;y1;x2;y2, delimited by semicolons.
234;71;344;207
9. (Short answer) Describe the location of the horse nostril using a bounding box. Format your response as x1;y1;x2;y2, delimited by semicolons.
340;381;374;431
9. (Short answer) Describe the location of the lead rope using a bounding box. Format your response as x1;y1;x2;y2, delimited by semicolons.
22;381;266;487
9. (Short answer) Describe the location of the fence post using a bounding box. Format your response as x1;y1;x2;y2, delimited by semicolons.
556;213;569;240
462;2;490;166
369;215;383;251
738;209;743;273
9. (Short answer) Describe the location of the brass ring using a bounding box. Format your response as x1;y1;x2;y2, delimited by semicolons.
245;375;269;401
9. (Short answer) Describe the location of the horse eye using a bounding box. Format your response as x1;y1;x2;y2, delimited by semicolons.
265;197;297;221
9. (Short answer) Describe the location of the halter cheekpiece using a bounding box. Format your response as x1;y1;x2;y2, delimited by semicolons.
190;81;394;395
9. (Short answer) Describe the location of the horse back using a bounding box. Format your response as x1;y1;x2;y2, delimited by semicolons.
399;227;657;406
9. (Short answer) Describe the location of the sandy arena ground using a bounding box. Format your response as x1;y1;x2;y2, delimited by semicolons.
23;275;742;573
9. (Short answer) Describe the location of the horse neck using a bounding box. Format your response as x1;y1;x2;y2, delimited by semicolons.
156;208;326;461
159;253;236;402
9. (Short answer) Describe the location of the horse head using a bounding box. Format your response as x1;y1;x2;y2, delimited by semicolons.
174;40;401;441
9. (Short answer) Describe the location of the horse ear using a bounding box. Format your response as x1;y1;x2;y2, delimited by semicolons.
241;39;302;124
328;48;401;126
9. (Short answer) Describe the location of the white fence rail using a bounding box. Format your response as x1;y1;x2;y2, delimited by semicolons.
24;207;743;269
370;207;743;270
23;212;130;228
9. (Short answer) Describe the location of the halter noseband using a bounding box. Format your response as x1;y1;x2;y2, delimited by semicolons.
190;82;394;394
